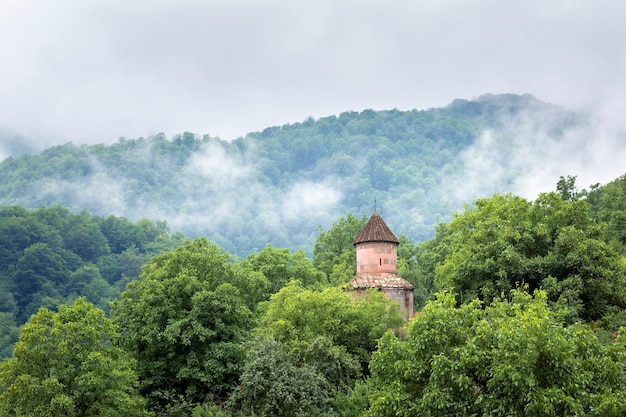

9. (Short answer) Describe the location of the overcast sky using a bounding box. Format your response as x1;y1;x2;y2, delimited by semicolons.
1;0;624;143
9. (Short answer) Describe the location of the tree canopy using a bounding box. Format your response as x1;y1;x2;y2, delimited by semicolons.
1;164;625;416
111;238;266;411
0;205;186;358
0;190;625;416
586;173;626;255
242;244;326;293
0;94;588;257
313;213;367;284
229;282;404;416
258;282;404;373
431;192;626;323
366;290;626;417
0;298;148;417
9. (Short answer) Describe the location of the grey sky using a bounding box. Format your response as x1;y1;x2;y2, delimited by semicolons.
1;0;626;191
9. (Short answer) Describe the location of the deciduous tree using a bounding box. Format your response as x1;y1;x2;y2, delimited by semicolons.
0;298;148;417
112;238;266;410
228;336;333;417
243;244;325;295
313;214;367;284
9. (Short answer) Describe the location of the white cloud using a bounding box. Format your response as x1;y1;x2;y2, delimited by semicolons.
32;157;129;215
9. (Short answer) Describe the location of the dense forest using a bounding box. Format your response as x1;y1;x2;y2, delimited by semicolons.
0;94;588;256
0;206;188;358
0;173;625;415
1;93;626;416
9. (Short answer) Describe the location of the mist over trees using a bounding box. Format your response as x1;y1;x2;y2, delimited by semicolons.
0;94;591;257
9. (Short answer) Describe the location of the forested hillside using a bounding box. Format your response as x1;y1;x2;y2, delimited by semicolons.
0;94;587;256
0;206;186;357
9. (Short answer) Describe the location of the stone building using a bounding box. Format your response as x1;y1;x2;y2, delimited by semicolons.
344;209;414;318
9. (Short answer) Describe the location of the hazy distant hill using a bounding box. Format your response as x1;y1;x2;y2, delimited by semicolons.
0;94;589;256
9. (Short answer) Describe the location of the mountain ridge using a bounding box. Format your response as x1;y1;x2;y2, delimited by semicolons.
0;94;597;256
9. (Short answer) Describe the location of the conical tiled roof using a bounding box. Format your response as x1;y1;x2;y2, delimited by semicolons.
353;210;399;245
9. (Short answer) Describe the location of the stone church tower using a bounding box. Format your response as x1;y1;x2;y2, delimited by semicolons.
345;210;414;318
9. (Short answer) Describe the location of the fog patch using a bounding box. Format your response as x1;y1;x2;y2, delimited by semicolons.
448;97;626;204
282;180;342;219
452;130;512;203
187;141;253;188
33;158;128;216
505;114;626;199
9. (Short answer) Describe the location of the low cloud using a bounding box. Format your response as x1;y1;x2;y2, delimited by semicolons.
2;1;626;145
282;180;343;219
453;130;512;203
32;157;129;216
187;142;254;188
453;101;626;203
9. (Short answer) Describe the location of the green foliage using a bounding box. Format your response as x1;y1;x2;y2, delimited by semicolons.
0;313;20;359
366;290;626;417
242;244;326;295
332;380;372;417
258;282;404;380
228;336;334;417
2;96;626;416
231;282;403;416
556;174;585;201
433;192;626;323
112;238;264;411
586;173;626;254
0;94;598;258
409;223;452;309
2;95;574;257
0;205;186;358
396;233;441;310
14;242;69;321
313;214;367;284
0;298;149;417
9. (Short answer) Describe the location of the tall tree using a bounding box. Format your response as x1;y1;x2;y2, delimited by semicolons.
13;243;69;322
258;282;404;380
112;238;266;410
586;174;626;254
556;174;584;201
0;298;148;417
231;282;404;416
228;336;334;417
411;223;452;309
